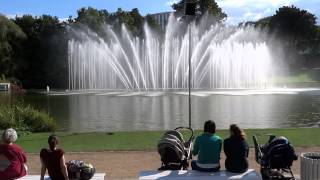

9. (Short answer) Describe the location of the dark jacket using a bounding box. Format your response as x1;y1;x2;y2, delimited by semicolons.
223;136;249;173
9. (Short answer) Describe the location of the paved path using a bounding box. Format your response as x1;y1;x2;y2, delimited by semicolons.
25;147;320;180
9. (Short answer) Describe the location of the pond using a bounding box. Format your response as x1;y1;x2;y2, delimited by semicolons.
1;88;320;132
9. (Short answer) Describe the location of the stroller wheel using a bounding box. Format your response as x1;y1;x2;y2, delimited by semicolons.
181;159;189;170
261;168;270;180
261;168;289;180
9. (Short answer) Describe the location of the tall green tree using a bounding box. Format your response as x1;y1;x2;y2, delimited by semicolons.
73;7;158;37
145;14;163;34
0;15;26;80
74;7;109;35
269;6;317;46
109;8;146;36
14;15;68;88
172;0;227;22
269;6;318;67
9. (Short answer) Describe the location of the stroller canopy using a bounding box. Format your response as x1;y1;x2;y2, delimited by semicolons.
262;138;297;169
158;130;186;164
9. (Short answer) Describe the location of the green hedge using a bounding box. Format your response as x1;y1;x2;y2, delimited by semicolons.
0;104;56;132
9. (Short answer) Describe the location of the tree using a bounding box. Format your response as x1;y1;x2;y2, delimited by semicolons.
145;14;162;34
129;8;144;35
268;6;318;67
172;0;227;22
0;15;26;80
108;8;146;36
248;16;272;29
73;7;152;36
14;15;68;88
269;6;317;45
74;7;109;35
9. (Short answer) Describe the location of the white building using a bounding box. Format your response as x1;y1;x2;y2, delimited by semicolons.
149;12;172;30
0;83;11;91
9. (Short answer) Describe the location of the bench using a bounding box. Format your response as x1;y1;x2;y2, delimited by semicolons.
139;169;262;180
17;173;106;180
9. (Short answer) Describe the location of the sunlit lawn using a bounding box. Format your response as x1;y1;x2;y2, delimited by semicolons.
17;128;320;153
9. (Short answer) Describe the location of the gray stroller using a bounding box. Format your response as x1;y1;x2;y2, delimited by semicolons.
157;127;194;170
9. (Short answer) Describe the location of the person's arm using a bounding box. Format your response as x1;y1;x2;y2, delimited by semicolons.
21;149;27;164
245;141;249;157
60;155;69;180
223;139;229;156
218;138;222;156
218;138;222;152
40;158;46;180
192;137;199;156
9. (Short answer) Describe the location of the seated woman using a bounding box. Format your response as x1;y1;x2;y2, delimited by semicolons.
223;124;249;173
40;135;69;180
0;128;27;179
191;120;222;172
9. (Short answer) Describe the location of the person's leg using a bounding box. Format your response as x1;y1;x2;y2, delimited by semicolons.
191;161;220;172
191;160;199;170
199;166;220;172
211;166;220;172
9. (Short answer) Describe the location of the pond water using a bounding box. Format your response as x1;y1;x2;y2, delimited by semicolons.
1;88;320;132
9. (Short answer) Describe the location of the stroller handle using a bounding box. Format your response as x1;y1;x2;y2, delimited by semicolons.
174;126;194;142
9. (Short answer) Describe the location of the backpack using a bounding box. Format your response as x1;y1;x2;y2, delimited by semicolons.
67;160;96;180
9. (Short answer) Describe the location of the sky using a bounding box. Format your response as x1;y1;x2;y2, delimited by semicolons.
0;0;319;25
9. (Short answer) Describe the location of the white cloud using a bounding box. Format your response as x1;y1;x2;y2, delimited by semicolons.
166;0;179;6
243;11;263;20
5;13;23;19
216;0;318;25
225;10;265;24
244;8;274;20
217;0;300;9
59;17;69;22
165;0;320;25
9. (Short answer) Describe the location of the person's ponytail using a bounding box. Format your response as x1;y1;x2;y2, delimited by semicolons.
48;135;58;151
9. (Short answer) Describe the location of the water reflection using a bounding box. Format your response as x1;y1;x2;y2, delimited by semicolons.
1;90;320;132
64;92;320;132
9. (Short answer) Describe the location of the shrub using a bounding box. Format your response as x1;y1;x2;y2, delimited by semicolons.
0;104;56;132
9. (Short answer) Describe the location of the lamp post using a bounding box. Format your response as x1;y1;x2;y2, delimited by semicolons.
185;0;196;128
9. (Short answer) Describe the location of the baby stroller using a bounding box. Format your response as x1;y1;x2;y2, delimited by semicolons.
157;127;194;170
253;135;298;180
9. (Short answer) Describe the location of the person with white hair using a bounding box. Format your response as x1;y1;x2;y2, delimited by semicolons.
0;128;27;179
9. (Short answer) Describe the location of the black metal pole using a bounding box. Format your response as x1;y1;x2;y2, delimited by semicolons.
188;18;192;129
185;0;195;129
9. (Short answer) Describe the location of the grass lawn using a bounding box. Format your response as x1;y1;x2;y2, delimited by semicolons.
273;73;319;84
16;128;320;153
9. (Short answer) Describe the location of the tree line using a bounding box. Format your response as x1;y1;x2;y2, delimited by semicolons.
0;1;319;89
0;8;159;89
246;5;320;69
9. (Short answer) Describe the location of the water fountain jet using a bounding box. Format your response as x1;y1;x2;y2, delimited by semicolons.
68;14;275;91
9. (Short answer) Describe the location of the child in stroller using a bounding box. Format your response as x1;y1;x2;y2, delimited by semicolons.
157;127;194;170
253;135;298;180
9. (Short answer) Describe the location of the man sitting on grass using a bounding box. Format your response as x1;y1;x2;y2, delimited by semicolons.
191;120;222;172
